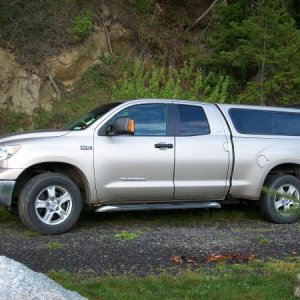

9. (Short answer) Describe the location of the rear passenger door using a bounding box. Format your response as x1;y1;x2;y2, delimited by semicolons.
174;103;230;200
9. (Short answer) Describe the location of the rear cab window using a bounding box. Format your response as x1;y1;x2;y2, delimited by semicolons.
229;108;300;136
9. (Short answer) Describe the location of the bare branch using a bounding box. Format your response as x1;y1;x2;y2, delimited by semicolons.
101;0;113;55
43;66;61;100
189;0;219;30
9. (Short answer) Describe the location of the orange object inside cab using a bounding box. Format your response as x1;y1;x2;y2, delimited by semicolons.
128;119;135;133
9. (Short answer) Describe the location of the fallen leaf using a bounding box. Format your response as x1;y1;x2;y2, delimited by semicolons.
186;256;197;264
170;255;184;264
243;254;256;261
206;253;256;263
206;254;236;262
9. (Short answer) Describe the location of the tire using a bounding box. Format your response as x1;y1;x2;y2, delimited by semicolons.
18;172;83;235
260;174;300;224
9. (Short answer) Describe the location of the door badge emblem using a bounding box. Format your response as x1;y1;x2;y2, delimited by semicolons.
80;145;93;150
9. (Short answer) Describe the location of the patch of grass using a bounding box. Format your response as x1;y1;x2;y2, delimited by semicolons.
47;241;66;250
0;108;31;135
264;258;300;273
74;12;93;42
115;230;143;241
48;258;300;300
256;236;271;245
0;208;19;224
23;230;41;238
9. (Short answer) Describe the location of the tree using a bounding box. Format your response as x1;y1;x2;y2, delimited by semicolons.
207;0;300;106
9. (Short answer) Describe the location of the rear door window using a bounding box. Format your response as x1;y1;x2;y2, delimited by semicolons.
177;105;210;136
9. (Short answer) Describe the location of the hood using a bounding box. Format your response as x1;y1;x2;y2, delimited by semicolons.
0;129;70;144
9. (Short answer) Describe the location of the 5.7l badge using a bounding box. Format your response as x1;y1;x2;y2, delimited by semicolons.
80;145;93;150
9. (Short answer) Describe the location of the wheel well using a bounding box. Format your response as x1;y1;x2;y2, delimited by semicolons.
12;163;89;206
266;163;300;182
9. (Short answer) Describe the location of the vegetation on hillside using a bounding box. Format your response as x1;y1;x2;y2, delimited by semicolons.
0;0;300;133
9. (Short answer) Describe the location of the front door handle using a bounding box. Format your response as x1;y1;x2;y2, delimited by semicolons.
155;143;173;149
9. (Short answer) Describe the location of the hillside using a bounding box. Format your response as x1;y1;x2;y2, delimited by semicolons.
1;0;300;133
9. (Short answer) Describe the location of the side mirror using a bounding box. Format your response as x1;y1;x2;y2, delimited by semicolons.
105;117;135;135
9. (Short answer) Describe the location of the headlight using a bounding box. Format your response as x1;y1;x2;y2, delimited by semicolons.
0;145;21;160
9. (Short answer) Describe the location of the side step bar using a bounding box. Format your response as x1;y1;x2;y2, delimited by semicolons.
95;201;221;213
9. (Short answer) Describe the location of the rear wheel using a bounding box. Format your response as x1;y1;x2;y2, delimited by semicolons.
260;174;300;223
19;173;82;234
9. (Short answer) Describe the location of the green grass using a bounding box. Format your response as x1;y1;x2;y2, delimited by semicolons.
48;258;300;300
256;236;271;245
0;208;20;225
46;241;66;250
23;230;41;238
114;230;143;241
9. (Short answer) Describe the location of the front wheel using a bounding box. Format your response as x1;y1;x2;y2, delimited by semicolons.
260;174;300;224
19;173;83;234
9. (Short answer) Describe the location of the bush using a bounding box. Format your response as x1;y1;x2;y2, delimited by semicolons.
74;13;93;42
134;0;154;14
112;60;231;103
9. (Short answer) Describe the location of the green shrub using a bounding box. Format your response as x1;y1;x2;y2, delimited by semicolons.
112;60;231;103
74;13;93;42
135;0;154;14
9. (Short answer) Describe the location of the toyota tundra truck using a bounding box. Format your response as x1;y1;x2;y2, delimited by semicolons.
0;99;299;234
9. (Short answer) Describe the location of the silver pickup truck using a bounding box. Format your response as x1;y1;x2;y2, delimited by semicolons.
0;99;299;234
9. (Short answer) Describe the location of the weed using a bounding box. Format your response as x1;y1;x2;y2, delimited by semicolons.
115;230;143;241
47;241;66;250
135;0;154;14
74;13;93;42
256;236;271;245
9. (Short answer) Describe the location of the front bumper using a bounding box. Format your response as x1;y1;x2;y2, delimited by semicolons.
0;181;15;207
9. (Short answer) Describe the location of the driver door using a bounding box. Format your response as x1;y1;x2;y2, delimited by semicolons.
93;103;175;203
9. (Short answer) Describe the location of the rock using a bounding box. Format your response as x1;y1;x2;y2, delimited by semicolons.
0;49;57;114
46;20;130;91
0;256;86;300
0;2;131;113
46;26;109;90
295;273;300;297
102;3;111;18
110;22;129;40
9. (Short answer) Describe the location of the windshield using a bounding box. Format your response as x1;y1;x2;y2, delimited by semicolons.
64;102;122;130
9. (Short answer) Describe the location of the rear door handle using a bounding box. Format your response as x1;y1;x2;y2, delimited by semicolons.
155;143;173;149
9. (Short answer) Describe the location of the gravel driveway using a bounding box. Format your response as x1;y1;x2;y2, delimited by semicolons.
0;206;299;276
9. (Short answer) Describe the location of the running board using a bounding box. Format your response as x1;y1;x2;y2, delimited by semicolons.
95;201;221;213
